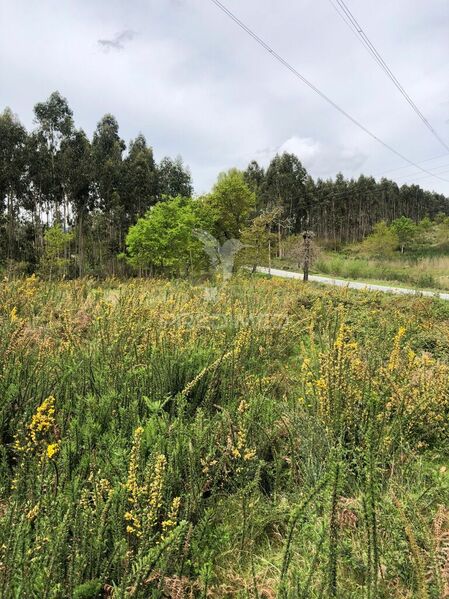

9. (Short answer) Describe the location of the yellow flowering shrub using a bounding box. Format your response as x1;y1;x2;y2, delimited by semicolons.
380;330;449;445
124;427;180;543
227;399;257;463
14;396;59;462
308;324;367;440
303;321;449;448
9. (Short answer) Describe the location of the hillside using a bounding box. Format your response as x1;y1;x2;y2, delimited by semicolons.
1;275;448;597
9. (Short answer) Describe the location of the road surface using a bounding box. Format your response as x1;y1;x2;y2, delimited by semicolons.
256;266;449;301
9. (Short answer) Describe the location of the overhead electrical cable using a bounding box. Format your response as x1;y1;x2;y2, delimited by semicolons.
208;0;449;185
395;163;449;181
377;152;449;176
329;0;449;153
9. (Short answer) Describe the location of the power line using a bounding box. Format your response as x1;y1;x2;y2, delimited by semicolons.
208;0;449;185
395;162;449;181
329;0;449;153
398;166;449;184
377;152;449;176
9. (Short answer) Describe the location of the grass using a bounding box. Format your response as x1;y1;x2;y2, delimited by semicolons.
314;253;449;291
1;274;449;597
270;251;449;292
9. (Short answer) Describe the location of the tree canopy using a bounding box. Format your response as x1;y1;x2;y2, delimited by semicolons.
125;196;205;275
2;91;449;278
207;169;255;240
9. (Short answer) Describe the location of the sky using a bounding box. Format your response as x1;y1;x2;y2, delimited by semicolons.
1;0;449;196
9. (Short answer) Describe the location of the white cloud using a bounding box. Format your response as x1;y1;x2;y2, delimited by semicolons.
0;0;448;195
278;137;321;163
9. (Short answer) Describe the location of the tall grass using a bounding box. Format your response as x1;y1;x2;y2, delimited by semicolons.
0;275;448;597
314;253;449;290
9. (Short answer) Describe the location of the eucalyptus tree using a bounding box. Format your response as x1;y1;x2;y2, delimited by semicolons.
261;152;308;231
60;129;93;275
33;91;74;227
122;134;158;227
157;156;193;199
92;113;126;273
244;160;265;210
0;108;27;263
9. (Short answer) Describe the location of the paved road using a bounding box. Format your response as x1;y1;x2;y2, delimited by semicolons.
256;266;449;301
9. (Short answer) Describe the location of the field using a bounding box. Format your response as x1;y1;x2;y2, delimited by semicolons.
313;253;449;291
270;251;449;292
1;275;449;598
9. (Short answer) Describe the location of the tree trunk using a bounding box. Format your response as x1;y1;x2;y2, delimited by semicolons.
78;211;84;277
7;191;14;262
303;231;311;282
278;222;282;258
268;239;271;275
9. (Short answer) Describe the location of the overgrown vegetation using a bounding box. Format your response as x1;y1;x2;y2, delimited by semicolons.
1;275;449;597
313;253;449;290
3;91;449;279
269;217;449;291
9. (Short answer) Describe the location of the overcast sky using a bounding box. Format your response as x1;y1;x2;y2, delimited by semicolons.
1;0;449;195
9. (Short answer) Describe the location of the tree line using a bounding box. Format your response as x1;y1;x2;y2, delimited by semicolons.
243;156;449;245
0;91;192;276
2;90;449;277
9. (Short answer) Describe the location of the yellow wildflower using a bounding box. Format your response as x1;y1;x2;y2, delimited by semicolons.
162;497;181;537
126;426;144;504
26;504;39;522
147;454;167;530
388;326;406;372
46;443;59;459
28;396;56;445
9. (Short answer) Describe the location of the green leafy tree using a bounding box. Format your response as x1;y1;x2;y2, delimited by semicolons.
0;108;27;265
207;169;255;240
390;216;418;253
158;156;193;199
60;130;93;276
261;153;308;231
40;224;74;279
362;221;398;257
125;196;205;276
414;216;434;249
239;209;280;272
122;134;158;223
435;215;449;248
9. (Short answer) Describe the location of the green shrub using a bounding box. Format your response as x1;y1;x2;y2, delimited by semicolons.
416;273;437;289
1;277;449;597
73;580;103;599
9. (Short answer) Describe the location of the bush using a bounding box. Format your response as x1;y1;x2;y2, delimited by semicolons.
73;580;103;599
416;273;437;289
1;277;449;597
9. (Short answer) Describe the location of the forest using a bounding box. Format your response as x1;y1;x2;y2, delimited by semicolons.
2;91;449;279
